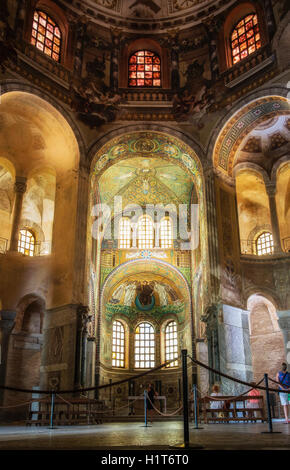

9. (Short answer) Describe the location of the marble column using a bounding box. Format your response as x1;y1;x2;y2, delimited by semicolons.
277;311;290;367
74;305;90;389
9;176;27;252
72;162;90;304
266;183;282;253
204;168;220;302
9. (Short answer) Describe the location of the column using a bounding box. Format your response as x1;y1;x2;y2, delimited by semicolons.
266;183;282;253
72;162;90;304
9;176;27;252
204;167;220;302
74;305;90;389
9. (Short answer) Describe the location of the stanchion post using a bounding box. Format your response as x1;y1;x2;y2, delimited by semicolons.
265;373;273;432
261;373;281;434
49;391;55;430
144;389;148;427
193;384;203;430
182;349;189;447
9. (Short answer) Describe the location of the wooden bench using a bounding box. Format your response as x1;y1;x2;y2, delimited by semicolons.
26;398;107;426
198;395;265;423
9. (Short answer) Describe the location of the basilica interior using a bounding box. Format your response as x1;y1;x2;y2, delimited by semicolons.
0;0;289;425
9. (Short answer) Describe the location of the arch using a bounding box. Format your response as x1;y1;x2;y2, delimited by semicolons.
233;162;270;186
0;81;85;164
209;90;290;177
14;293;46;333
246;293;285;382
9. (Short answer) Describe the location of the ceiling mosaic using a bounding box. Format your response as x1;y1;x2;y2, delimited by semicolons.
98;157;194;208
92;132;202;191
214;97;290;176
235;114;290;174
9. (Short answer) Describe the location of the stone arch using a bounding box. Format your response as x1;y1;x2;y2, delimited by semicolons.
247;293;285;383
0;80;86;164
208;88;290;177
3;294;46;420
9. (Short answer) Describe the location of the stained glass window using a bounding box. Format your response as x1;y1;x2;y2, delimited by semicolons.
112;321;125;368
18;229;35;257
256;232;274;255
231;14;261;65
119;218;131;249
137;215;154;249
160;218;173;249
165;321;178;367
31;10;61;62
129;50;161;87
135;322;155;369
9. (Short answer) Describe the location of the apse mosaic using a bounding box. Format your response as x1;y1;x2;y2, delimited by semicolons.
104;272;185;322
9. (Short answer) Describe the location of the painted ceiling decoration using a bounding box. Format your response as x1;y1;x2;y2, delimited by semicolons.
214;97;290;176
91;0;234;21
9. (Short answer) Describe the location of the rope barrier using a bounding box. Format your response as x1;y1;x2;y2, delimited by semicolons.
145;393;183;417
0;357;179;395
195;378;265;402
187;354;283;394
0;395;50;409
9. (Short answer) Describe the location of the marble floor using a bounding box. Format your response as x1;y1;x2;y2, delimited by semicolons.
0;419;289;450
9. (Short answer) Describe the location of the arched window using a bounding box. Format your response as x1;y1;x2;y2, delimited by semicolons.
31;10;61;62
137;215;154;249
160;218;173;249
165;321;178;367
135;322;155;369
256;232;274;255
18;229;35;256
129;50;161;87
112;320;125;368
119;218;131;249
231;13;261;65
